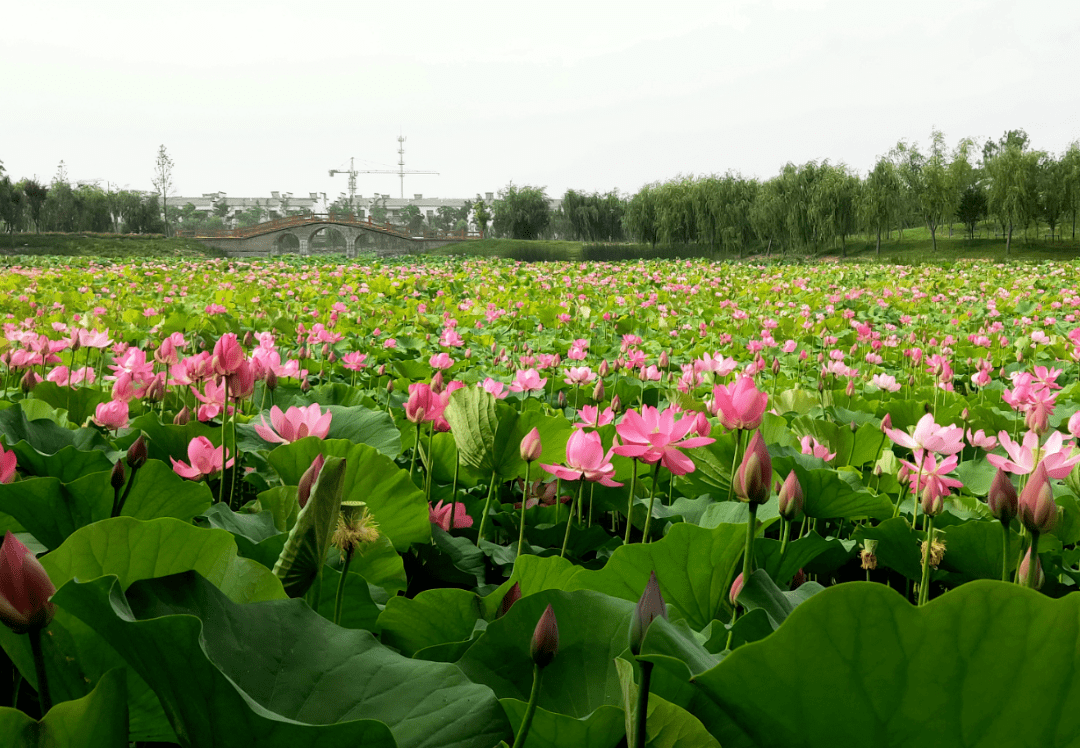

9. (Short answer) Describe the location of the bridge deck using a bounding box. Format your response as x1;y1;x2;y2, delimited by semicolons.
174;212;479;242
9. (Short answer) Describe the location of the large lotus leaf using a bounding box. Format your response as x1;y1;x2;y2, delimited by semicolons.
853;517;927;581
500;701;625;748
443;387;499;473
689;581;1080;748
26;382;111;428
0;517;285;743
770;460;893;520
272;456;345;598
57;571;510;748
754;533;851;586
314;563;382;631
790;417;854;466
9;441;113;482
0;668;127;748
0;403;108;454
116;413;220;465
509;554;582;596
735;569;825;629
239;404;400;457
564;523;747;628
0;459;213;550
457;589;635;718
939;520;1023;582
683;430;739;496
267;437;430;549
378;587;485;656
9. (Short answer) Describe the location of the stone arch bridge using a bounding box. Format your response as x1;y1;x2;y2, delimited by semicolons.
176;213;476;258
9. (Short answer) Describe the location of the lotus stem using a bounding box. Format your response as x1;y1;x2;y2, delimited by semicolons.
333;548;354;626
516;461;531;561
475;473;497;546
1025;532;1041;590
640;463;661;542
918;517;935;606
217;377;229;506
1001;519;1011;583
624;460;638;544
510;664;543;748
28;627;51;714
634;661;654;748
561;480;585;558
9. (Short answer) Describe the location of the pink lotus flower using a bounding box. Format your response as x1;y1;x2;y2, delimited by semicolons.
539;429;623;486
77;329;113;349
92;400;129;431
966;429;998;451
0;448;16;484
212;333;245;376
429;352;455;371
708;376;768;431
899;453;963;511
0;531;56;633
574;405;615;430
429;500;473;531
870;373;902;392
171;436;234;480
255;404;332;444
405;382;445;424
563;366;596;386
800;435;836;462
613;405;715;476
987;430;1080;478
510;368;547;394
479;378;508;399
341;352;368;371
884;413;964;458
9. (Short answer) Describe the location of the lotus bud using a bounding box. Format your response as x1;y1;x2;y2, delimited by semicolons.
464;348;473;360
327;352;337;364
377;364;387;377
961;408;969;422
530;604;559;669
386;379;394;393
520;428;542;463
431;371;444;394
110;460;126;491
144;375;166;403
1024;402;1051;436
1018;546;1044;590
658;351;669;369
1018;462;1056;535
921;484;945;517
628;570;668;656
777;470;803;520
771;357;780;375
592;378;605;403
126;434;148;471
880;413;892;433
0;531;57;633
297;454;325;509
790;568;806;590
817;378;824;393
988;468;1018;524
733;431;772;505
845;378;855;397
497;581;522;618
265;368;278;391
173;406;191;425
599;359;610;378
729;572;745;606
300;377;311;392
610;394;622;414
297;346;308;360
242;330;254;348
557;391;567;409
20;370;40;394
321;343;331;358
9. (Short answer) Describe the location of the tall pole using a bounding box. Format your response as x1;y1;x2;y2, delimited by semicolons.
398;135;406;199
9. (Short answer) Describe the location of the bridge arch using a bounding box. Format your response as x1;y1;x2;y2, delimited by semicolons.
271;233;301;255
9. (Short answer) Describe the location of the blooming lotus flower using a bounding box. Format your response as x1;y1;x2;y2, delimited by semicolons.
0;448;16;484
479;378;509;399
255;404;332;444
341;352;368;371
563;366;596;386
404;382;444;424
92;399;129;431
212;333;245;376
429;500;474;532
899;452;963;506
800;435;836;462
613;405;714;476
429;352;455;371
870;373;902;392
987;430;1080;478
708;376;768;431
510;368;547;394
540;429;623;487
884;413;964;458
966;429;998;451
574;405;615;430
0;531;56;633
171;436;234;480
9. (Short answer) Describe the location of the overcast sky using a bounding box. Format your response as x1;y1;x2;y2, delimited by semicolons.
3;0;1078;205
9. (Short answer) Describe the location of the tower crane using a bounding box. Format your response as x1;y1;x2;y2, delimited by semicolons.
328;136;438;209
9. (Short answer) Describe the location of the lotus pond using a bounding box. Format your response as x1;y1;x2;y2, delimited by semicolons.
0;255;1079;747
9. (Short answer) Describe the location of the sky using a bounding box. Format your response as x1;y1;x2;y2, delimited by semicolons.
3;0;1078;206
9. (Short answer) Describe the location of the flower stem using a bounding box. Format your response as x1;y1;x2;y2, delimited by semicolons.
475;472;497;546
623;460;638;544
742;502;759;584
28;627;51;714
918;516;935;606
333;549;354;626
726;429;743;502
1001;519;1011;583
113;465;140;518
217;377;229;506
634;661;654;748
511;664;543;748
516;461;531;561
641;463;661;542
561;480;585;558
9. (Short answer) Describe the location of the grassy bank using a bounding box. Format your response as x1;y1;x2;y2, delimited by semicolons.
0;232;220;258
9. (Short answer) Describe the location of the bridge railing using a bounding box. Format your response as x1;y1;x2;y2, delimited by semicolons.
175;213;481;241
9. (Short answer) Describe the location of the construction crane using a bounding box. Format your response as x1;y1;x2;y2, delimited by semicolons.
328;136;438;208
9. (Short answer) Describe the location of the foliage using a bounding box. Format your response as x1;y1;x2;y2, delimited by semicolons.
492;184;551;240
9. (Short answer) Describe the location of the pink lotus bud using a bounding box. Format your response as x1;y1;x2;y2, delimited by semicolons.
226;360;256;400
144;374;166;403
430;371;444;394
880;413;892;433
0;531;57;633
497;582;522;618
300;378;311;392
265;368;278;391
20;370;40;394
1069;410;1080;440
242;331;254;348
1018;461;1056;535
592;378;605;403
530;604;559;669
520;428;542;463
845;379;855;397
988;468;1018;523
464;348;473;360
298;454;325;509
377;364;387;377
729;572;745;606
1018;546;1044;589
777;470;803;520
771;357;781;375
321;343;331;358
386;380;394;393
110;460;126;491
658;351;669;369
610;394;622;413
598;359;610;378
629;570;668;655
733;431;772;505
790;568;806;590
173;406;191;425
1024;401;1051;436
126;434;148;471
921;484;945;517
557;391;567;409
212;333;245;376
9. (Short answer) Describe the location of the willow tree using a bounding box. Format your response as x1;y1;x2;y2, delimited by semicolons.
860;156;901;254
